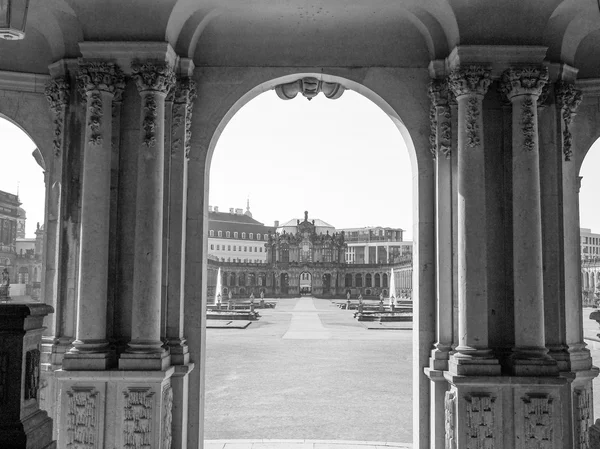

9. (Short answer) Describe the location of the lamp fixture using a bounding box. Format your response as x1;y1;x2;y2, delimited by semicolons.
0;0;30;40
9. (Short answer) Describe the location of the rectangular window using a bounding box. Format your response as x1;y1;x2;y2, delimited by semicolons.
233;246;236;251
228;245;231;251
260;247;262;252
244;246;247;252
211;244;214;250
217;244;220;250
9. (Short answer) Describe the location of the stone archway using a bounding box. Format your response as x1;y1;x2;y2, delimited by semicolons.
184;70;435;447
299;271;312;295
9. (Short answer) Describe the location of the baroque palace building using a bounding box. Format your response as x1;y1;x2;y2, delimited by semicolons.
207;210;413;299
4;2;600;448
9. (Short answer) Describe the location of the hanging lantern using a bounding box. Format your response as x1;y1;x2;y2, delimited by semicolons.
0;0;30;40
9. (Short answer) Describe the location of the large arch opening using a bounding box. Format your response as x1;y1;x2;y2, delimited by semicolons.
188;72;433;447
0;117;46;301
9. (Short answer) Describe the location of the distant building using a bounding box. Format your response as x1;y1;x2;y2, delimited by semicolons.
581;227;600;260
580;228;600;306
207;203;275;264
339;226;412;264
0;190;21;284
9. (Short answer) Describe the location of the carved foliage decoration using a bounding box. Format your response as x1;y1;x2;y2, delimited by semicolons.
448;66;491;98
575;387;592;449
141;95;159;148
429;102;437;159
275;77;345;101
45;77;70;157
466;98;481;149
161;385;173;449
465;395;495;449
132;62;176;94
66;388;99;449
0;351;7;404
123;389;154;449
522;394;553;449
521;97;536;151
556;81;583;162
429;79;452;158
444;390;456;449
25;348;40;400
501;66;548;98
173;77;197;160
78;62;125;147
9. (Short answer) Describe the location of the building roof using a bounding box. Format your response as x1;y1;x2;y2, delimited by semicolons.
278;218;334;229
209;210;275;236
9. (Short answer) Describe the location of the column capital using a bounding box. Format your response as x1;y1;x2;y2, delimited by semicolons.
428;78;450;107
132;61;176;94
77;61;125;96
556;81;583;161
173;77;197;104
448;65;491;97
500;66;548;99
44;76;70;112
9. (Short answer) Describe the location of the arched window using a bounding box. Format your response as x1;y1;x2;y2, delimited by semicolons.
355;274;363;287
375;273;381;287
366;273;372;287
345;274;352;287
382;273;388;288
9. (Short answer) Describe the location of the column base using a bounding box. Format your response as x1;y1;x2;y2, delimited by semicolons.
63;350;116;371
508;348;559;376
429;347;451;371
119;349;171;370
167;338;190;365
449;351;501;376
547;344;571;372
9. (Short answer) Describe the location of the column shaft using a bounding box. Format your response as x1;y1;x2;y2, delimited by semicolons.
64;62;123;370
120;62;175;370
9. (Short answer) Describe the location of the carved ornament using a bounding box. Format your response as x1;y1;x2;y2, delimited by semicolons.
556;81;583;162
77;62;125;97
142;95;159;148
575;387;592;449
66;388;99;449
275;77;345;101
500;66;548;98
444;390;456;449
87;92;104;146
521;96;536;151
132;62;176;94
24;348;40;400
428;79;452;158
123;388;154;449
45;77;70;157
522;394;553;449
465;97;481;148
162;385;173;449
171;77;197;159
448;66;491;98
465;394;495;449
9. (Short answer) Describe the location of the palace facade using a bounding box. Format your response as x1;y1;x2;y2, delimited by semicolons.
207;211;413;299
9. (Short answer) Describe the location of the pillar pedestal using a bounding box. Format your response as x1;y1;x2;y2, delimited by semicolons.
0;303;56;449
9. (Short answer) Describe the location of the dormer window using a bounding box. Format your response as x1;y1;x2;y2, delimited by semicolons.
209;230;214;237
226;231;230;238
257;233;261;240
234;232;238;238
249;233;253;239
218;230;222;237
242;232;246;239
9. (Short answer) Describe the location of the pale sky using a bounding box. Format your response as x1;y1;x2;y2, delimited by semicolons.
209;90;414;237
1;88;600;241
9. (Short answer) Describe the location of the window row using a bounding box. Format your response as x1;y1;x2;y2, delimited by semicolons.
210;244;263;252
209;230;268;240
218;258;264;264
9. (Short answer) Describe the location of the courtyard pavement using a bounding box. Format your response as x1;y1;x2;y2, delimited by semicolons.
204;297;413;446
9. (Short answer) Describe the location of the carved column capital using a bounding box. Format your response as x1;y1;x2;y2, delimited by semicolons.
448;65;491;98
428;78;450;107
556;81;583;161
131;62;176;94
77;61;125;97
500;66;548;99
428;79;452;159
174;77;197;105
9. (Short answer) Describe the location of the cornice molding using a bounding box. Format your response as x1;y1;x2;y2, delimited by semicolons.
0;71;50;93
576;79;600;97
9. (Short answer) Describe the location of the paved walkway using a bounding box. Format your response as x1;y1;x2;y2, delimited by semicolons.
205;439;411;448
205;297;412;444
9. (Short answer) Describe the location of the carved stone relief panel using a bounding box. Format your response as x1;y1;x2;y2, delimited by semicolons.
465;394;495;449
66;388;99;449
123;388;155;449
522;394;553;449
161;385;173;449
575;387;592;449
24;348;40;401
445;390;457;449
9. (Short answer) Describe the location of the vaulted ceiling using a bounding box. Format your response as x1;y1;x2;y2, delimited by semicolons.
1;0;600;77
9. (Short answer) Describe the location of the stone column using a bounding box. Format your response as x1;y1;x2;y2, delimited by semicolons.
500;67;556;374
448;66;500;375
120;62;175;370
63;62;124;370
